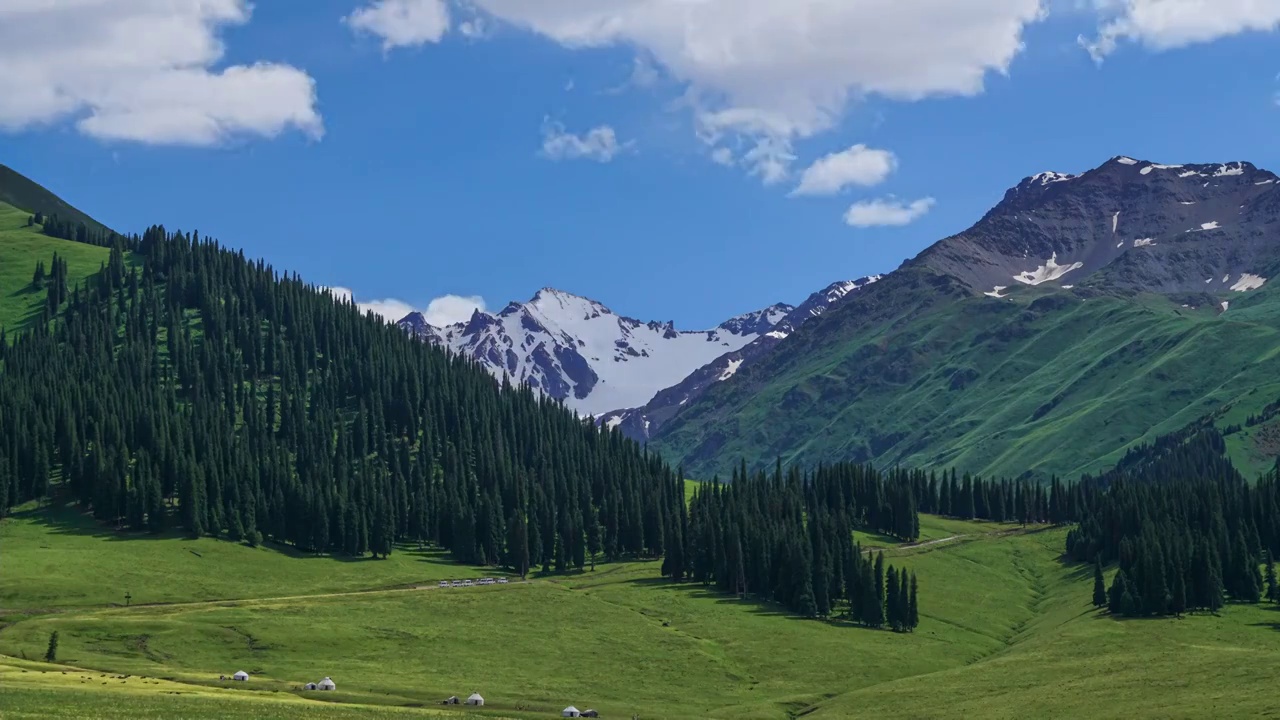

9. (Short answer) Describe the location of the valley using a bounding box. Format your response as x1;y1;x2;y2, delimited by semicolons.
2;155;1280;719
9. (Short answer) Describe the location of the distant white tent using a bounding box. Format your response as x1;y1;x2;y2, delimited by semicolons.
317;677;336;691
304;683;317;691
232;671;249;681
466;692;485;706
563;706;581;717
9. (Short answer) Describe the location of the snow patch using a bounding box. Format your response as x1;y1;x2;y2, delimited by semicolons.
1179;170;1202;178
1116;156;1138;165
1133;238;1156;247
718;358;744;381
1012;253;1084;286
1112;212;1119;234
604;416;624;430
1062;285;1074;290
1030;171;1077;186
1179;201;1196;205
1214;163;1245;177
1140;163;1182;175
1256;179;1275;185
984;286;1009;299
1221;301;1230;313
1230;274;1266;292
766;330;789;340
1188;221;1221;233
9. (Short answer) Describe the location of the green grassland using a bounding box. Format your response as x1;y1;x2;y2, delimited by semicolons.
0;201;111;334
655;275;1280;482
4;503;1276;719
0;502;493;612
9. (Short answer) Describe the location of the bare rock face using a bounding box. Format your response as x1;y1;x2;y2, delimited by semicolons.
917;157;1279;298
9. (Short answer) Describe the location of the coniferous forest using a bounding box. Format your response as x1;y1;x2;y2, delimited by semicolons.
1066;430;1280;617
0;225;685;574
673;461;919;628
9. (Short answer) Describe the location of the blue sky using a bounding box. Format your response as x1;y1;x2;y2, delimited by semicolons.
3;1;1280;329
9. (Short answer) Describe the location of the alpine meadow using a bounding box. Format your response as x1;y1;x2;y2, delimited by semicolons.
7;2;1280;719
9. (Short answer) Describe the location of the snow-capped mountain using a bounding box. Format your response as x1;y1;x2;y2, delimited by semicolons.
597;276;882;440
917;156;1280;297
399;288;793;417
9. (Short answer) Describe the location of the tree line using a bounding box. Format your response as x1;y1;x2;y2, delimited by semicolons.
1068;430;1280;617
668;461;920;630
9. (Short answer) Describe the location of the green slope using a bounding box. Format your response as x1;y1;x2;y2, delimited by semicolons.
4;503;1275;719
653;271;1280;481
0;201;111;333
0;163;111;235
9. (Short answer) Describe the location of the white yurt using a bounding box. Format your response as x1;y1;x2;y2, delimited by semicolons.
232;671;249;681
304;683;317;691
466;692;485;706
317;677;336;691
562;706;581;717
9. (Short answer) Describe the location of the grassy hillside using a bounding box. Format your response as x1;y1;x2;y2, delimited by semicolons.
0;163;111;235
653;273;1280;481
0;202;112;334
4;501;1276;719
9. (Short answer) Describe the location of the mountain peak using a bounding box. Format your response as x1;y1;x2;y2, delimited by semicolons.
923;155;1280;296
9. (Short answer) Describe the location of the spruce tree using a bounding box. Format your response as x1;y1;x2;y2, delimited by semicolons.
886;566;900;631
908;572;919;630
1266;550;1279;604
1092;557;1107;608
44;631;58;663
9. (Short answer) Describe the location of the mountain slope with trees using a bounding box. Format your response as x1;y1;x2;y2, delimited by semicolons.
650;157;1280;481
0;211;685;573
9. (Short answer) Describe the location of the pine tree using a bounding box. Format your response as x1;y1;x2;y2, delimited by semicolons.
908;572;919;630
886;566;901;631
44;631;59;663
1092;557;1107;608
1108;571;1129;615
1266;550;1279;604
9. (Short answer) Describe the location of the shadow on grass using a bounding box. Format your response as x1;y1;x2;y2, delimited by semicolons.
615;574;907;631
11;498;462;568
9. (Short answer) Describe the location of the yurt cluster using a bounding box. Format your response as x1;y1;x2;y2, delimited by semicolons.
225;674;600;716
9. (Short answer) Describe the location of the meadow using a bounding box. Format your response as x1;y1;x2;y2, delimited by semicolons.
0;202;112;335
5;499;1275;719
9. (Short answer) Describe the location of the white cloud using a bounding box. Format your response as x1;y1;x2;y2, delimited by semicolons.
1081;0;1280;62
423;294;487;326
347;0;451;49
541;120;632;162
844;196;936;227
468;0;1046;180
792;144;898;197
325;287;486;325
710;147;735;167
0;0;321;146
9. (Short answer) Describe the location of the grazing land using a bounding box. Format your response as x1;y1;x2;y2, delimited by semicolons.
4;501;1274;719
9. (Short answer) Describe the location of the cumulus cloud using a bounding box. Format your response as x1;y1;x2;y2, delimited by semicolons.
0;0;321;145
468;0;1046;180
325;287;485;325
423;294;487;326
346;0;451;50
1081;0;1280;63
843;196;936;228
791;144;898;197
540;120;632;162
